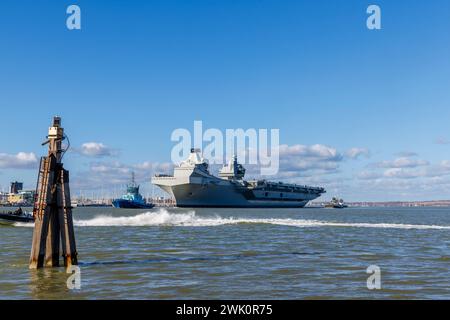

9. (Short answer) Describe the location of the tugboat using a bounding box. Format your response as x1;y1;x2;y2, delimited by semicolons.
0;207;34;224
112;173;154;209
325;197;348;209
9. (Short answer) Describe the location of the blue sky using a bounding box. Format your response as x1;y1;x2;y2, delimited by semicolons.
0;0;449;201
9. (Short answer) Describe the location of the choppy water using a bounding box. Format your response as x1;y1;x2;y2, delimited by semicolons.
0;207;449;299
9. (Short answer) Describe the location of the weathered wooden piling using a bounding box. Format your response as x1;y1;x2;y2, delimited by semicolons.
30;116;78;269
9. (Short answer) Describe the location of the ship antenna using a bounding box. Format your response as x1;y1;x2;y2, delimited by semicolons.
61;133;70;161
131;171;139;191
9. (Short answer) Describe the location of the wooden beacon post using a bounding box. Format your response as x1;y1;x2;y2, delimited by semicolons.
30;116;78;269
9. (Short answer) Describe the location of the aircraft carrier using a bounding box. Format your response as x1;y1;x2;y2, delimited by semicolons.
151;149;326;208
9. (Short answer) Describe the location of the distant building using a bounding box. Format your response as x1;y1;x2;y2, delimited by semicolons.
0;192;8;205
7;190;35;206
10;181;24;194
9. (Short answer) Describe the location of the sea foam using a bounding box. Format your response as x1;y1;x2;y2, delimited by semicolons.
13;209;450;230
72;209;450;230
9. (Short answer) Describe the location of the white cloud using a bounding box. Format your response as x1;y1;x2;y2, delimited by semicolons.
357;170;382;180
373;157;429;169
242;143;344;178
358;158;450;182
383;168;426;179
354;172;450;201
442;160;450;169
72;160;173;190
436;137;450;145
134;161;173;172
232;144;340;182
279;144;342;160
0;152;38;169
72;143;344;191
395;151;418;157
77;142;118;157
346;147;370;159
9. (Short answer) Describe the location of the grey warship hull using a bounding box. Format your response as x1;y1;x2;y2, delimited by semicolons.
158;183;311;208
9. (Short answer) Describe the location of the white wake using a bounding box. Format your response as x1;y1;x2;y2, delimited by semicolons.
66;209;450;230
12;209;450;230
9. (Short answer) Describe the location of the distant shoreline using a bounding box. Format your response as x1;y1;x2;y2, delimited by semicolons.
1;200;450;209
310;200;450;208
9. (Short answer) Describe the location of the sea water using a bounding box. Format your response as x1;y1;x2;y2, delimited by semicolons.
0;207;449;299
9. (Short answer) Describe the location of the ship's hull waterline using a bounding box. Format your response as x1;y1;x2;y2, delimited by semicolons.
112;199;155;209
157;183;312;208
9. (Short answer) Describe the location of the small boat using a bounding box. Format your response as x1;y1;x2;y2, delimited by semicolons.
0;208;34;224
112;173;155;209
325;197;348;209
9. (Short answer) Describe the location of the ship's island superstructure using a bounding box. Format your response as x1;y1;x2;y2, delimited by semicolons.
152;149;326;208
